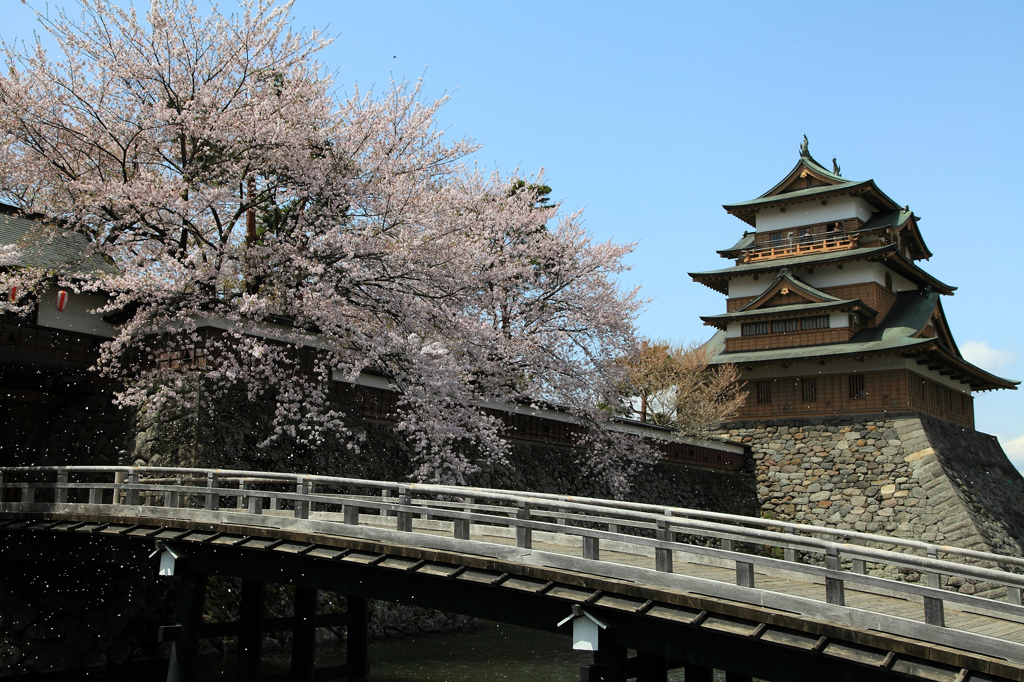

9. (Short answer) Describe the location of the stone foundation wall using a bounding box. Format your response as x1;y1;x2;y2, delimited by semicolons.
720;412;1024;589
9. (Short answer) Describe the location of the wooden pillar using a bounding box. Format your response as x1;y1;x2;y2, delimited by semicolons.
236;579;265;681
166;572;208;682
290;586;317;681
684;663;714;682
346;595;370;682
725;672;753;682
589;630;627;682
635;651;668;682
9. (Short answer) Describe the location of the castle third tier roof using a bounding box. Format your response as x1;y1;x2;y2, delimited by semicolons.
689;244;955;295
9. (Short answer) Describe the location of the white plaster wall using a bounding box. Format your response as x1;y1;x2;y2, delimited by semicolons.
35;287;118;338
755;197;874;232
802;262;917;293
727;276;765;298
829;311;850;329
726;322;741;338
901;358;973;393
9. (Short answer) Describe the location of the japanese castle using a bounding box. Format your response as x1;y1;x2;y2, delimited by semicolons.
690;138;1017;428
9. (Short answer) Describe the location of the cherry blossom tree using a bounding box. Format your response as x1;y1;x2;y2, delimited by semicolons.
0;0;652;492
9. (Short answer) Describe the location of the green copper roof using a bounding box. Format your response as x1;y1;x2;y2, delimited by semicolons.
701;299;870;326
717;232;756;256
708;290;1019;391
689;244;955;295
724;179;876;209
0;206;115;276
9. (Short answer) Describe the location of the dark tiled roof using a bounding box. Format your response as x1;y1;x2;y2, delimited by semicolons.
0;207;114;276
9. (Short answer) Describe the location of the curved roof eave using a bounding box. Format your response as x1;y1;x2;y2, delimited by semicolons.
722;179;903;227
689;245;956;295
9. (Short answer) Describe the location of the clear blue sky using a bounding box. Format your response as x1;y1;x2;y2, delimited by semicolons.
7;1;1024;466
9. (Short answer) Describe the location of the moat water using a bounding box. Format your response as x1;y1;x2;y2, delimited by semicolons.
64;621;736;680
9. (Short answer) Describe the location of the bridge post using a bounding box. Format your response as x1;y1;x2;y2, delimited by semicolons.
237;479;247;509
295;478;310;519
634;651;667;681
236;579;266;681
923;547;946;626
583;536;600;561
397;486;412;532
344;501;361;525
825;547;845;606
683;663;714;682
724;672;753;682
166;572;209;682
205;473;219;510
655;520;672;573
346;595;370;681
584;629;627;682
291;586;317;681
55;467;68;504
125;470;140;506
516;502;532;549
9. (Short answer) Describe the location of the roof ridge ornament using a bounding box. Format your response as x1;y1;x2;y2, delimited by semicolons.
799;135;810;158
832;158;842;176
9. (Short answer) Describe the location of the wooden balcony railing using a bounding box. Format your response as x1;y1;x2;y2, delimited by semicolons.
742;233;858;264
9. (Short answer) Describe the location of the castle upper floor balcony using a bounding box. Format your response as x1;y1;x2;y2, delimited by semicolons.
741;232;858;264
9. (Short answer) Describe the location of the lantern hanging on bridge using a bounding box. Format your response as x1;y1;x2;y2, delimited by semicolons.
557;604;608;651
56;289;68;312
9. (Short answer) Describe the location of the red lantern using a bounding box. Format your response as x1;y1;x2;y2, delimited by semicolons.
7;286;16;303
56;289;68;312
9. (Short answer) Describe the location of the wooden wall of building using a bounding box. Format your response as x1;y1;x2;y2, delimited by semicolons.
725;328;853;352
734;369;974;429
726;281;897;323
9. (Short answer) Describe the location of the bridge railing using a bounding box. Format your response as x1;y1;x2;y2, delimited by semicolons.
3;465;1024;662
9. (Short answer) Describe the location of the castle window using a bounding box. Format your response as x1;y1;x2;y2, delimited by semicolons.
802;378;817;402
849;374;865;400
756;381;772;404
741;321;771;336
885;272;893;291
800;315;830;331
771;318;799;334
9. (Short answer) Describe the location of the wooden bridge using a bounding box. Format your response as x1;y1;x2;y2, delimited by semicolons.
2;466;1023;682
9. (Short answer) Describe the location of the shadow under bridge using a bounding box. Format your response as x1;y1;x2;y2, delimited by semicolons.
1;465;1024;682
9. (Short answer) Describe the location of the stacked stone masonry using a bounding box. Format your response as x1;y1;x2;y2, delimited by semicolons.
720;412;1024;594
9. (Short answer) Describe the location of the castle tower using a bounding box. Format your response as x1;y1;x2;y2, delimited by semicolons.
690;138;1018;428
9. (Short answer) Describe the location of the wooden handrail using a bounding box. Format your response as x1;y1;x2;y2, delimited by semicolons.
2;464;1023;662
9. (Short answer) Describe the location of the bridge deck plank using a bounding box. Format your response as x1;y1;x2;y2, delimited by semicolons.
391;521;1024;648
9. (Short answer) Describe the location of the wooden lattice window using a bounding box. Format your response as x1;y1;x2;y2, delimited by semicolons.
849;374;865;400
801;378;817;402
757;381;772;405
771;318;799;334
800;315;830;331
741;321;771;336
